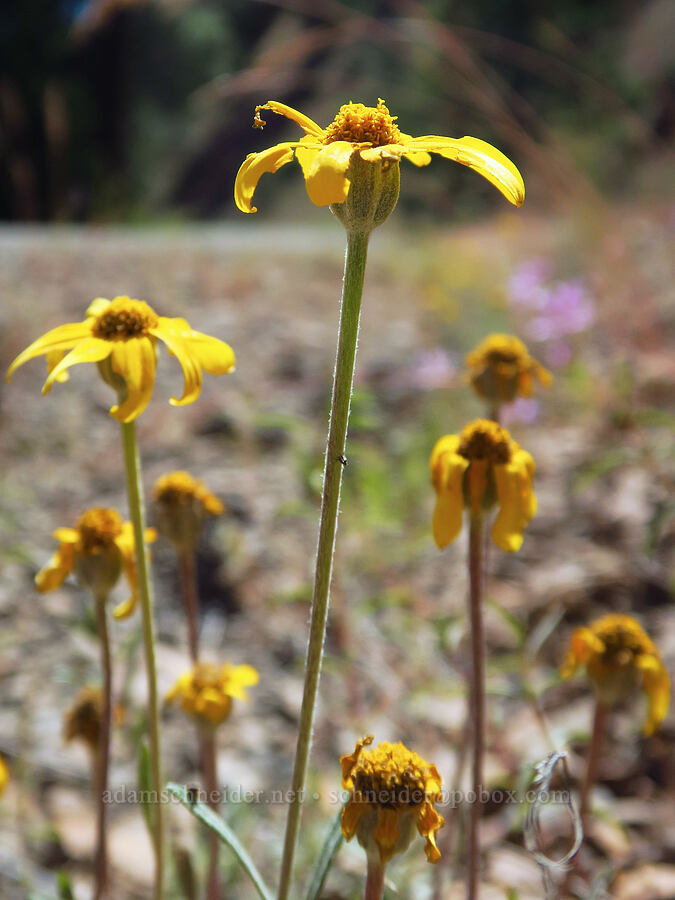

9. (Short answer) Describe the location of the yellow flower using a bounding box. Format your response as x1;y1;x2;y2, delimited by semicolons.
0;756;8;798
430;419;536;552
165;662;259;727
153;470;224;552
36;507;157;619
235;98;524;215
561;614;670;737
466;333;552;405
6;296;236;422
340;735;444;866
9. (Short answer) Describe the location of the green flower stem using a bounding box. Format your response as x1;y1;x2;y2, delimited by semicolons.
277;229;370;900
93;589;112;900
467;513;486;900
120;420;164;900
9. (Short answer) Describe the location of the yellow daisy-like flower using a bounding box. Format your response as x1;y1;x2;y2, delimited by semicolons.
430;419;536;552
36;507;157;619
466;333;552;405
235;98;524;214
561;614;670;737
153;470;224;552
0;756;8;798
340;735;444;866
6;296;236;422
165;661;259;728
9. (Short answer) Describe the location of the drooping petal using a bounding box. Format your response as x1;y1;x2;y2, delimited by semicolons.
295;134;322;180
113;524;156;619
222;664;260;700
340;735;374;786
108;337;158;422
35;542;76;592
637;655;670;736
374;807;401;864
151;321;202;407
235;141;316;213
305;141;355;207
430;435;468;549
492;452;536;552
407;135;525;207
256;101;325;139
182;332;236;375
46;350;70;383
417;801;444;863
399;134;432;167
6;322;93;383
340;797;367;840
42;337;113;394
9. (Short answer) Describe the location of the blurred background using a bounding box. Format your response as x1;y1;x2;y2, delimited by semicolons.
1;0;673;222
1;2;674;899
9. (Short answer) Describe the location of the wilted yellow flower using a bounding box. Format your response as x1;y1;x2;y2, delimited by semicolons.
235;99;524;221
153;470;224;552
36;507;156;619
63;687;123;751
6;296;236;422
0;756;8;797
340;735;444;866
430;419;536;552
561;614;670;737
466;333;552;405
165;662;259;727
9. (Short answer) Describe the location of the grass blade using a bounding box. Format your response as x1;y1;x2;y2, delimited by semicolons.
303;808;344;900
167;782;274;900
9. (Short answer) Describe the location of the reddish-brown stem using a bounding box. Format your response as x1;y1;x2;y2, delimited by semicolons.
94;591;113;900
364;855;385;900
579;700;608;827
179;548;200;663
201;728;221;900
467;513;486;900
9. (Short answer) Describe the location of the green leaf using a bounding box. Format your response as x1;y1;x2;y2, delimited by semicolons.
303;808;344;900
167;782;274;900
57;872;76;900
137;741;154;833
487;597;526;646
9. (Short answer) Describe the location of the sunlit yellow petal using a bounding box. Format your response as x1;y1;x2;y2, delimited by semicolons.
235;142;307;213
492;455;536;552
46;350;70;383
305;141;355;207
417;801;444;863
182;333;235;375
295;134;322;180
85;298;111;318
639;657;670;736
109;337;157;422
52;527;80;544
6;322;93;383
399;134;432;167
256;101;325;139
35;543;75;592
42;337;112;394
409;135;525;206
430;435;467;548
151;322;202;407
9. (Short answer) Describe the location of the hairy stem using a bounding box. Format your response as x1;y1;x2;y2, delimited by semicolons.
467;513;486;900
120;421;164;900
277;230;370;900
93;590;112;900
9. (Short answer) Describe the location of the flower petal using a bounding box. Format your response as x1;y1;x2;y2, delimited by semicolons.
234;141;313;213
305;141;355;207
399;134;432;167
637;655;670;736
35;542;75;592
374;807;400;864
6;322;93;383
430;435;468;549
183;332;236;375
417;800;444;863
152;321;202;407
112;524;155;619
295;134;322;180
340;797;367;840
256;101;325;139
42;337;113;394
492;452;536;552
86;298;111;318
408;135;525;207
109;337;158;422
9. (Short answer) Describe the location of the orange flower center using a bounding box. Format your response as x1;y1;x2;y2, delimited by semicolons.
76;507;123;553
458;420;512;465
323;99;401;147
92;297;159;340
350;743;429;809
594;625;651;668
153;471;200;505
